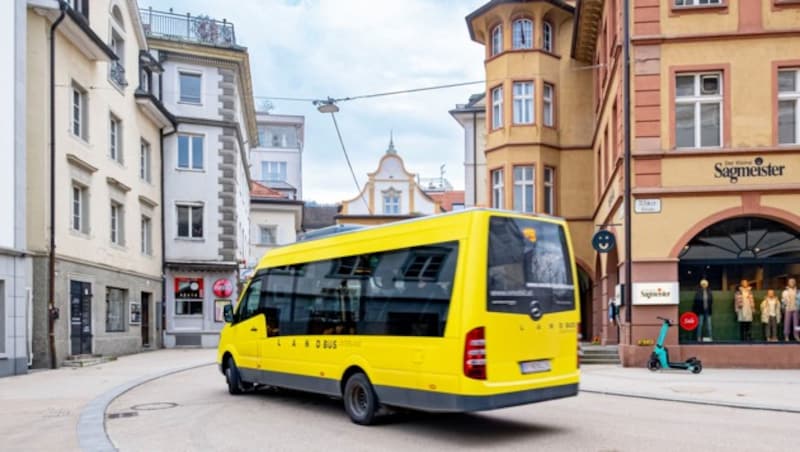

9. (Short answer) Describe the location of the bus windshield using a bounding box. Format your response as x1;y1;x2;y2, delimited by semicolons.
487;216;575;315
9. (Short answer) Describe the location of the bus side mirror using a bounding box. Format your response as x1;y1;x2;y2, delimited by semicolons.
223;304;234;323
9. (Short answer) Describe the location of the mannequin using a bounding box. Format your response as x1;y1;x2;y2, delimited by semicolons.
760;289;781;342
692;279;713;342
735;280;755;341
781;278;799;342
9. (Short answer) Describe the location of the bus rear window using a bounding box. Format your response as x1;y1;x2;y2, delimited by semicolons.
487;217;574;315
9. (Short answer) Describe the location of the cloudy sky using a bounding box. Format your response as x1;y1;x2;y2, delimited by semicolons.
146;0;487;203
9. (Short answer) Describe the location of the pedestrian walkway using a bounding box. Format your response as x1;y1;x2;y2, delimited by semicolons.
580;364;800;413
0;349;215;452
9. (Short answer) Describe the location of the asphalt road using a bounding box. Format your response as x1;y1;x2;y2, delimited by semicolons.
107;365;798;452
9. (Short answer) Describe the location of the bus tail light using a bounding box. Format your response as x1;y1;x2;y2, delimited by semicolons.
464;327;486;380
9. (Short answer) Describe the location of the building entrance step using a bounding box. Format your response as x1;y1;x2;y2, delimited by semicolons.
63;354;117;368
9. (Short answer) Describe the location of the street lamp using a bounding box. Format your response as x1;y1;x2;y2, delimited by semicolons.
314;97;339;113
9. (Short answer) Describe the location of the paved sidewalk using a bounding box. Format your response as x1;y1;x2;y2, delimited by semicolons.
580;364;800;413
0;349;216;452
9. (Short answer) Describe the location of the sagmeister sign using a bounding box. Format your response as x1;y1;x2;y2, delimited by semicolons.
632;282;679;306
714;157;786;184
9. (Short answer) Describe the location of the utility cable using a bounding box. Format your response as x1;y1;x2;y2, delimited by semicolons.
328;111;371;215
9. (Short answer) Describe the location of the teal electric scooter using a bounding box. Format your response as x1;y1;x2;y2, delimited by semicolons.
647;317;702;374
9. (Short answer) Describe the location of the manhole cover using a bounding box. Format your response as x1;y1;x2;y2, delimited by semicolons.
130;402;178;411
107;411;139;419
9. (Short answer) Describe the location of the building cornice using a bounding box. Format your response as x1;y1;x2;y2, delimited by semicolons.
466;0;575;43
66;153;98;173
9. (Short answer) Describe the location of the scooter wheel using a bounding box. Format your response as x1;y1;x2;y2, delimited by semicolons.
647;358;661;371
691;361;702;374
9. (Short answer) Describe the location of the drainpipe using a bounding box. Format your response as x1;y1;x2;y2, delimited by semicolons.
623;0;633;344
472;111;477;207
48;1;67;370
160;127;176;348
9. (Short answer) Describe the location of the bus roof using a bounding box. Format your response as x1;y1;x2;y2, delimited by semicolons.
256;208;565;269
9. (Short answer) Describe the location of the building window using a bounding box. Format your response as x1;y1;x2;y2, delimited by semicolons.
778;69;800;145
257;125;267;147
264;126;299;148
491;86;504;129
491;24;503;56
111;202;124;245
141;216;152;255
513;82;534;124
383;191;401;214
177;134;204;170
71;82;87;140
109;29;126;88
109;115;122;163
674;0;722;6
177;204;203;239
261;161;287;182
513;166;535;213
106;287;127;332
543;83;555;127
512;19;533;49
259;225;277;245
491;169;504;209
175;277;204;316
543;21;553;53
72;184;88;233
675;72;723;148
179;72;202;104
0;281;4;354
544;167;555;215
140;139;151;182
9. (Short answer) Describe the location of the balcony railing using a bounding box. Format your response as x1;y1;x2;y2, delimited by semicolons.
110;61;128;87
139;7;237;48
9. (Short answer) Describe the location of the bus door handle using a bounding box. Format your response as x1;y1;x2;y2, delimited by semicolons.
250;327;259;332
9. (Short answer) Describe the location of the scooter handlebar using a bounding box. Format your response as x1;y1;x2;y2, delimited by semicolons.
656;316;673;324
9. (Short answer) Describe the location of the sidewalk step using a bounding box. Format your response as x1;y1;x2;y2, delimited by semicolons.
63;354;117;368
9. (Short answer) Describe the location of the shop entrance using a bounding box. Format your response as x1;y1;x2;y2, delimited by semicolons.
678;217;800;344
69;281;93;355
577;267;592;341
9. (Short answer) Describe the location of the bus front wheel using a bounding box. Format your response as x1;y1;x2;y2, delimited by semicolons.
225;357;244;395
343;372;378;425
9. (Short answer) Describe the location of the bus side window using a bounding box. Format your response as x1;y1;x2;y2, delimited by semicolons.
237;277;263;323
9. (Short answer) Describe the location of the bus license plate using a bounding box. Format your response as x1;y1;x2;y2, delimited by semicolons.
520;360;551;374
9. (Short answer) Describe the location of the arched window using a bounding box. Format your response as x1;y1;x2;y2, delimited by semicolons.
512;19;533;49
543;21;553;53
111;5;125;30
679;217;800;261
491;24;503;56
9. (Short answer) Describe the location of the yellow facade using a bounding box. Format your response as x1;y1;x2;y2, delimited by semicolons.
467;0;595;279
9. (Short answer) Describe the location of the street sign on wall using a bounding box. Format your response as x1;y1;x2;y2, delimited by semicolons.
634;199;661;214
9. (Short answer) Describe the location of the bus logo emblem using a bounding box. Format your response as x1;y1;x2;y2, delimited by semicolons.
529;300;543;321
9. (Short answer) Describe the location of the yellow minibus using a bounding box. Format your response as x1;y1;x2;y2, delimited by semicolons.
217;209;580;424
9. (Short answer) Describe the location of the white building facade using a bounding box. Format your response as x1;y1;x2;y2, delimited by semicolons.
251;113;304;200
249;182;303;268
338;140;441;223
1;0;31;377
142;8;257;348
450;93;487;207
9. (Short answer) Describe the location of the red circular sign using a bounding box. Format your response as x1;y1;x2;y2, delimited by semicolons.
680;312;699;331
213;279;233;298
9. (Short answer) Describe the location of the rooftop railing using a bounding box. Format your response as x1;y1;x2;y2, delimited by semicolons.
139;7;237;48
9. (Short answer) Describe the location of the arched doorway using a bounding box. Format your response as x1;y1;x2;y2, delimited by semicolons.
678;217;800;343
577;266;592;342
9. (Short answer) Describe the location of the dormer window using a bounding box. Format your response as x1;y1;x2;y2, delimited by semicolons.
68;0;89;20
491;24;503;56
512;19;533;49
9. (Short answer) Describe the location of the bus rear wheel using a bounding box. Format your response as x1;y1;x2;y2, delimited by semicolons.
343;372;378;425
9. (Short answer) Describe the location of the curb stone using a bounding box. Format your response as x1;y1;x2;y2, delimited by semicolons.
77;362;215;452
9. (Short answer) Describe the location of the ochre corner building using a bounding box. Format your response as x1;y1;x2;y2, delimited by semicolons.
466;0;800;368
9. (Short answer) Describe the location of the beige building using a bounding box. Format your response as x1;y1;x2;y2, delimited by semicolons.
26;0;173;367
249;182;303;269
